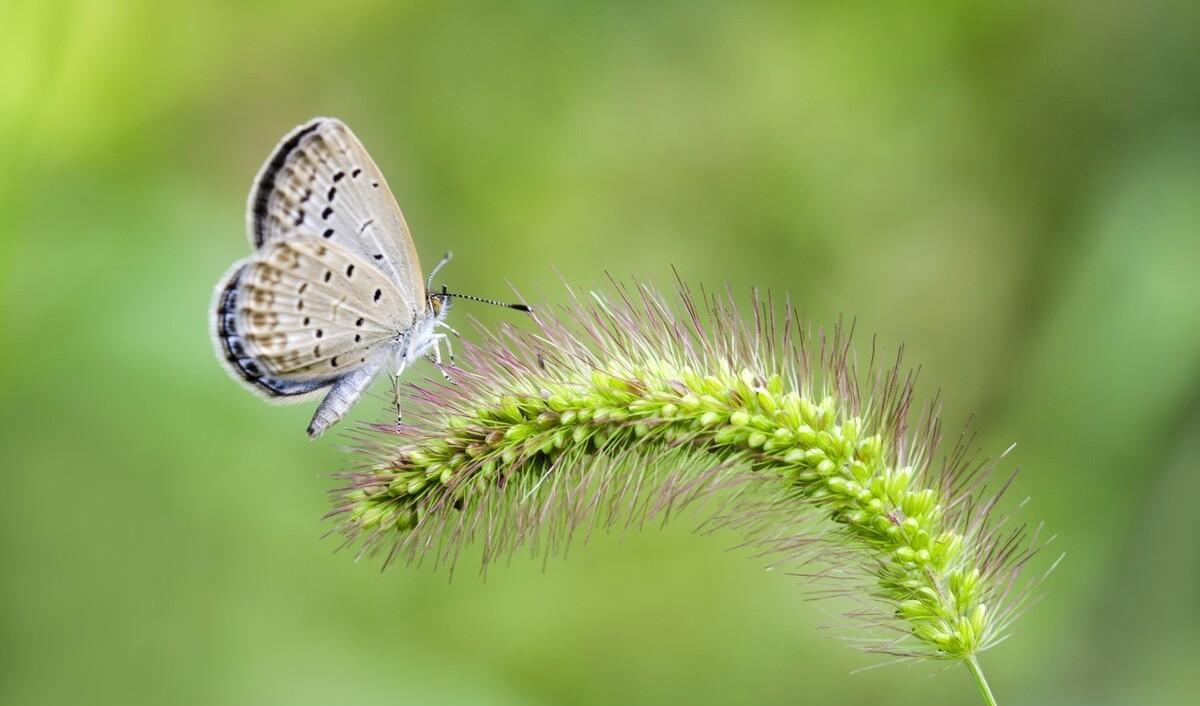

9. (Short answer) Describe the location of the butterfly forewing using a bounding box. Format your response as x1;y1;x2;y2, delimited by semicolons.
247;117;427;308
235;238;410;380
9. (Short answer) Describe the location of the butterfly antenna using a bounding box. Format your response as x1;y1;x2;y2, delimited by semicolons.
427;251;453;293
441;286;532;313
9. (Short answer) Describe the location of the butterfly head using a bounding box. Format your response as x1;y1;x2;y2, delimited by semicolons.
428;286;452;319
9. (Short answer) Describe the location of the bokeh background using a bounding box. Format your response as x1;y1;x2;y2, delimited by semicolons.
3;2;1198;704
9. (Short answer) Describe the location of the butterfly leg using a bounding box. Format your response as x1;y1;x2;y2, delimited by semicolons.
390;359;410;430
435;321;460;363
425;338;453;383
392;376;403;428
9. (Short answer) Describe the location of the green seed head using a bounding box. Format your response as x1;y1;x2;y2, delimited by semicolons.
329;280;1051;664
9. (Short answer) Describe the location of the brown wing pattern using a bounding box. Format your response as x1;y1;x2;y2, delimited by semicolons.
211;238;409;400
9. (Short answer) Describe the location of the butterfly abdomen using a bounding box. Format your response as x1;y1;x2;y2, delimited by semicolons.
306;360;382;438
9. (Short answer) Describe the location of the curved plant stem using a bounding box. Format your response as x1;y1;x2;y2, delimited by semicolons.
965;656;998;706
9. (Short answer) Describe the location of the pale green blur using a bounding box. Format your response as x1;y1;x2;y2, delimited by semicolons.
2;2;1198;705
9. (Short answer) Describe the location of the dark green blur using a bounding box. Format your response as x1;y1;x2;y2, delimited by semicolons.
2;2;1197;704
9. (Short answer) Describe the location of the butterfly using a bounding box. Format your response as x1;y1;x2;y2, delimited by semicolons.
210;117;529;438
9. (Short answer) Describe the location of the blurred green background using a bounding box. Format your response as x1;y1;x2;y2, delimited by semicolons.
2;1;1198;704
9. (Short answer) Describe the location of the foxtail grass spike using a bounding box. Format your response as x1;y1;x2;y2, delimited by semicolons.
328;278;1053;701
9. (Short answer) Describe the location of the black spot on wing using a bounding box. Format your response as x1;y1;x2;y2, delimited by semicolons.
251;120;322;248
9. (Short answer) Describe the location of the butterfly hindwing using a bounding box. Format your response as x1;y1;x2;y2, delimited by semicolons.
212;262;337;403
246;117;427;308
233;238;411;380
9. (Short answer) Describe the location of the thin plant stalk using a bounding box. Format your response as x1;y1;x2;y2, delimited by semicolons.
966;656;998;706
